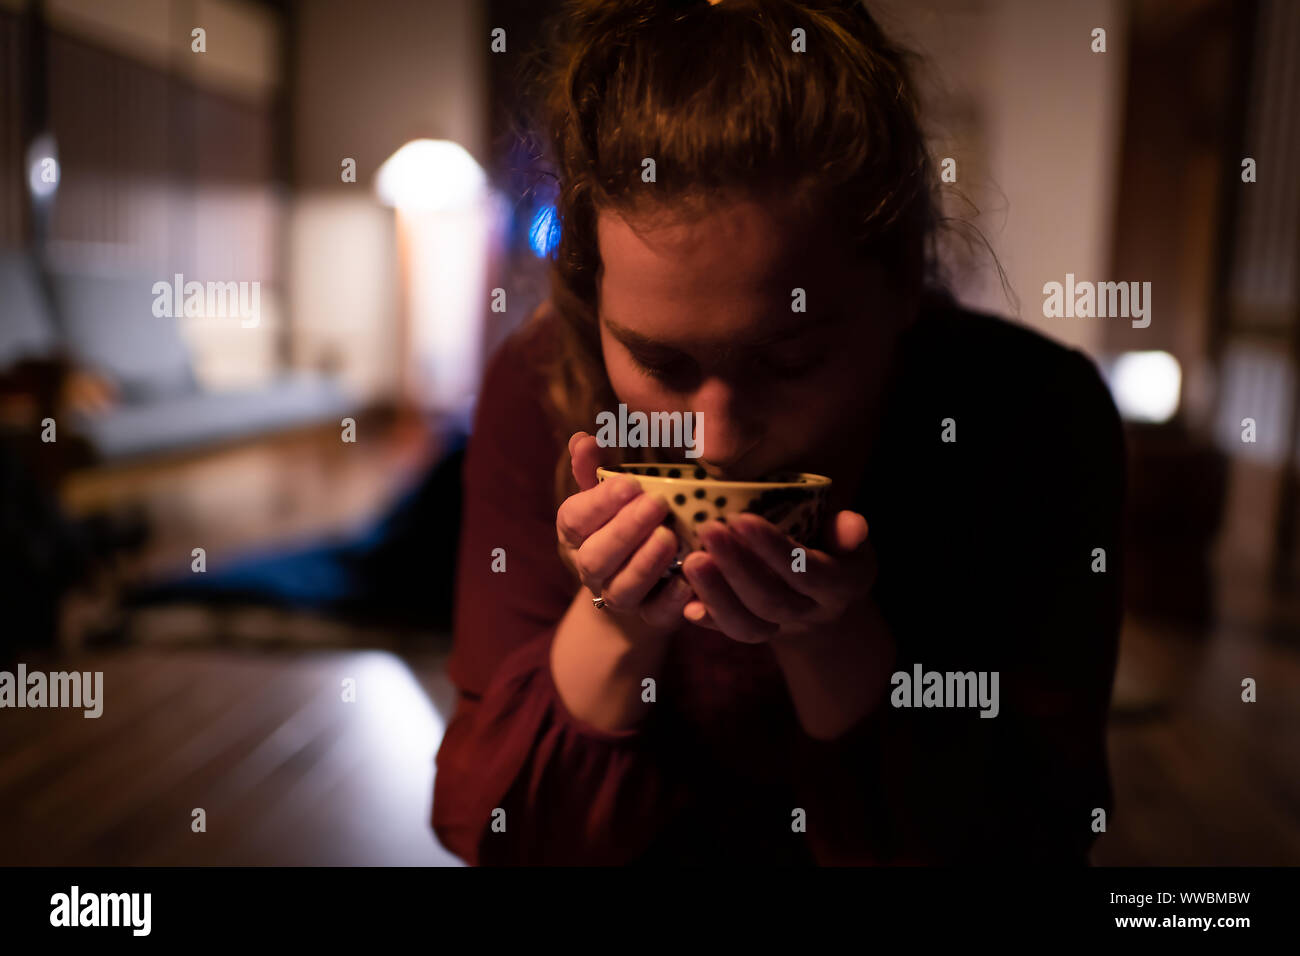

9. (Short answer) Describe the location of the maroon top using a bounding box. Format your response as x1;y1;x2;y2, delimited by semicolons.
432;292;1125;865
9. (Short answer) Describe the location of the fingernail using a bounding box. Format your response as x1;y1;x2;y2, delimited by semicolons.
681;553;709;578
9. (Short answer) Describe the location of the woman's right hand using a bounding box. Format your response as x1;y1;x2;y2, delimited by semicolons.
556;431;695;634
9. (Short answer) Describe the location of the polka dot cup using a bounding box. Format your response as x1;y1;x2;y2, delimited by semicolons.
595;462;832;564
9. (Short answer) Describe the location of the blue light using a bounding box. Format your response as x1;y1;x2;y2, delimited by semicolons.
528;204;559;257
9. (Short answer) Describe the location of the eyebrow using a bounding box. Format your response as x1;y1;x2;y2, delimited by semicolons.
603;312;844;355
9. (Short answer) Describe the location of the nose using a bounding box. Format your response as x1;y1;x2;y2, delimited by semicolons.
690;377;761;477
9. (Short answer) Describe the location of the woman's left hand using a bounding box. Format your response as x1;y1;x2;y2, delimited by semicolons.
680;510;878;644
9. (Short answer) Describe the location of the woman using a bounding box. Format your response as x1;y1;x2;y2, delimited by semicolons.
433;0;1125;865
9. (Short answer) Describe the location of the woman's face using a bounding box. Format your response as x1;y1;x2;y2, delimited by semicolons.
596;196;911;481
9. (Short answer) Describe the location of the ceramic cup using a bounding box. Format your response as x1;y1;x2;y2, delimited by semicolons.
595;462;832;564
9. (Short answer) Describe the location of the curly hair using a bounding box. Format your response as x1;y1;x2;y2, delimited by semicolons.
517;0;944;508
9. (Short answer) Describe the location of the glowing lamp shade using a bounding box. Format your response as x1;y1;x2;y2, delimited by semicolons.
375;139;502;413
1110;351;1182;423
375;139;487;211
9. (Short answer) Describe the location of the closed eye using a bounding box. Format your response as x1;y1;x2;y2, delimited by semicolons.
630;351;699;390
630;346;823;386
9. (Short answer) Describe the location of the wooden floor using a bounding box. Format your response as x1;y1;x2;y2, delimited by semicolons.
1097;611;1300;865
2;616;1294;867
0;646;462;866
1;418;1293;866
59;412;440;582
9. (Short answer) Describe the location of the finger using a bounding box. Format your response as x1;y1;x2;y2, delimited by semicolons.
680;552;778;643
570;432;608;492
828;510;870;554
602;525;679;611
682;599;720;630
641;574;696;629
727;512;844;600
573;492;669;587
556;474;643;549
697;521;817;624
822;510;876;592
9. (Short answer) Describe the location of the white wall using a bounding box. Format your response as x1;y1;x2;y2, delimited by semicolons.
292;0;486;185
287;196;400;401
45;0;281;103
288;0;488;404
878;0;1129;357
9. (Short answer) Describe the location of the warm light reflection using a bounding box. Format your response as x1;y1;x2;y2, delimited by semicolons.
341;651;462;863
348;650;445;761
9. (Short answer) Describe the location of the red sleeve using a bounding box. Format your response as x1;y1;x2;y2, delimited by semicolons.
431;317;684;865
788;348;1125;865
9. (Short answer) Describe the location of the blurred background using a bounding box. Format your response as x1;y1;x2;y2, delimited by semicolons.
0;0;1296;866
